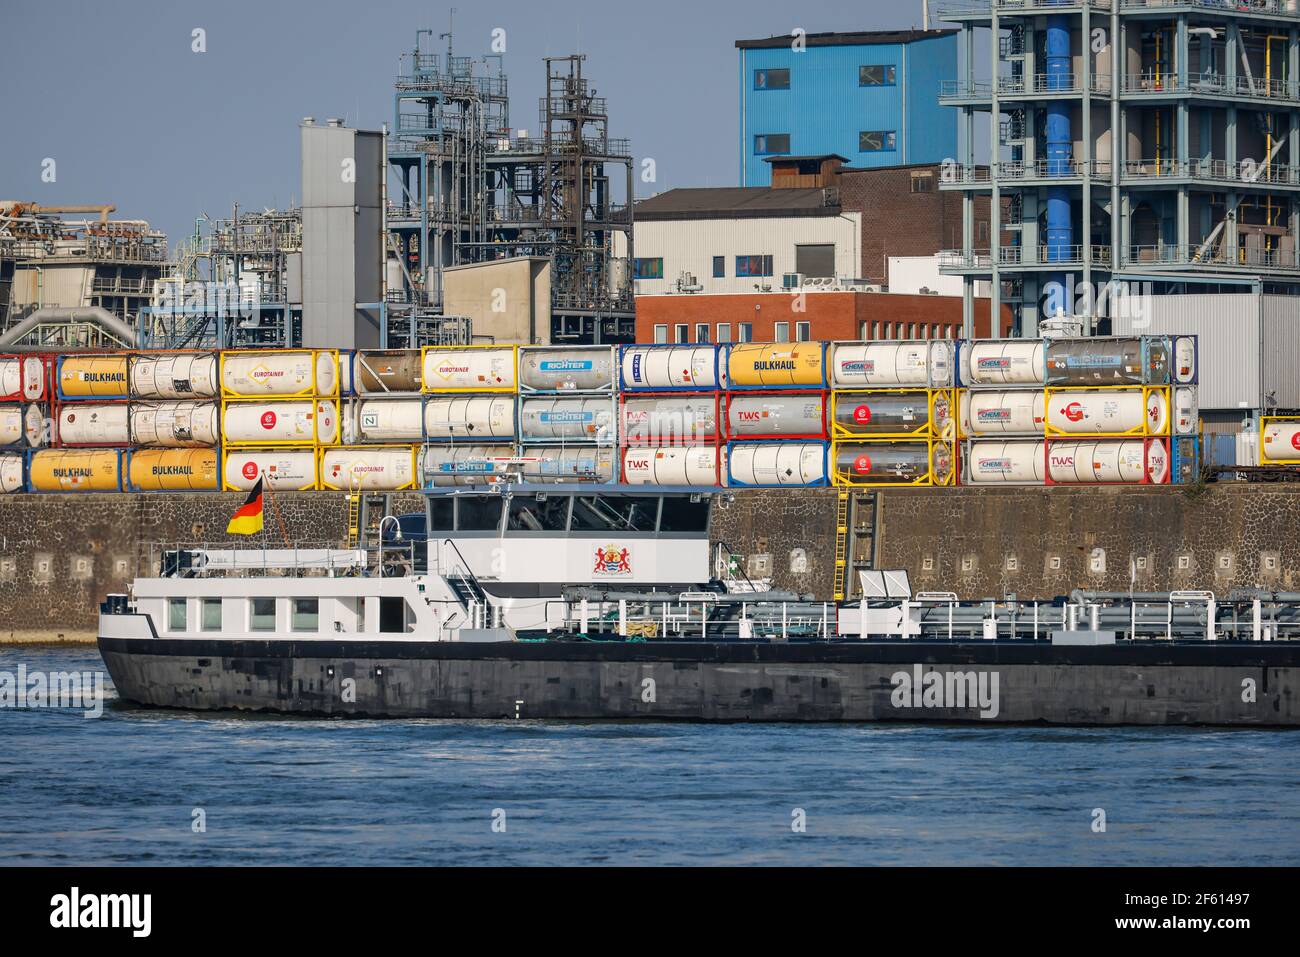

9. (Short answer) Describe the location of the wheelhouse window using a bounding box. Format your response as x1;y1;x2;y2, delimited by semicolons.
860;130;897;153
570;495;658;533
633;257;663;280
250;598;276;632
200;599;222;632
860;64;896;86
754;134;790;156
167;598;187;632
292;598;319;633
754;68;790;90
658;496;710;533
508;495;571;532
456;496;503;532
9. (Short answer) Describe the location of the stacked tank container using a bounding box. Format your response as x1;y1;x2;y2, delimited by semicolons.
420;345;521;489
26;352;132;492
323;349;428;492
958;336;1199;487
826;341;957;488
124;351;221;492
0;354;50;492
720;342;830;487
220;349;339;491
618;344;724;487
517;346;617;484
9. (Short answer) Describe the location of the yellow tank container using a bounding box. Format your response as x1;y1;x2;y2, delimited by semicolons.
28;449;122;492
127;448;219;491
58;355;130;399
725;342;826;389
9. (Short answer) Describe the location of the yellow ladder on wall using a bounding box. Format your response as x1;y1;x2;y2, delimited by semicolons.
833;489;849;601
346;491;362;548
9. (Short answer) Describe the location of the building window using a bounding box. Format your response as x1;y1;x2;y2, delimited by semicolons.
754;134;791;156
200;599;222;632
884;322;893;338
774;322;790;343
695;323;710;343
633;257;663;280
250;597;276;632
736;254;774;277
911;172;934;193
167;598;186;632
653;324;668;344
859;64;897;86
717;323;732;343
978;221;990;243
796;321;811;342
674;323;689;344
872;322;881;340
859;130;897;153
292;598;319;633
947;326;956;339
909;323;918;339
712;256;725;278
754;68;790;90
739;322;753;343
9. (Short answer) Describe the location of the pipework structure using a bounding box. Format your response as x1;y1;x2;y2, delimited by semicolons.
387;30;635;344
937;0;1300;336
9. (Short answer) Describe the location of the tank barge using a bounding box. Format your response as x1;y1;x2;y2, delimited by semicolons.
98;487;1298;726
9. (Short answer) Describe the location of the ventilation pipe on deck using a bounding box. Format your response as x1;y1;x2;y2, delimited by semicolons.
1044;14;1074;310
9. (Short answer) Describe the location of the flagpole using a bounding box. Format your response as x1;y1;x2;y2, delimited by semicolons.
262;471;292;547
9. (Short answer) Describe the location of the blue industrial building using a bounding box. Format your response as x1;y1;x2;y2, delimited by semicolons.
737;29;960;186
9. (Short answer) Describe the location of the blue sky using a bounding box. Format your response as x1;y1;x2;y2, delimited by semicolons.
1;0;922;246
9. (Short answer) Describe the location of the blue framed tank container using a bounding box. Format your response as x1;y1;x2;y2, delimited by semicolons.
724;440;830;487
618;343;725;392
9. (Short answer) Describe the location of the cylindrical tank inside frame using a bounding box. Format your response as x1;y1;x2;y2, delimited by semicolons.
27;449;122;492
1045;388;1166;435
422;444;517;487
222;400;338;444
834;391;948;437
130;353;218;399
727;394;826;438
726;442;827;486
422;348;516;392
58;355;129;399
320;447;418;491
834;441;950;485
222;449;318;491
129;401;220;447
621;396;718;445
519;347;615;392
520;445;616;483
56;402;130;445
621;446;721;486
127;448;220;491
518;397;614;442
620;345;721;390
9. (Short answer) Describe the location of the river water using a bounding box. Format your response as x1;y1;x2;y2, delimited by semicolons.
1;646;1297;866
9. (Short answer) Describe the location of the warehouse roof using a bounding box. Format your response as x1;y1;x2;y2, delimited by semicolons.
735;29;957;50
634;187;840;221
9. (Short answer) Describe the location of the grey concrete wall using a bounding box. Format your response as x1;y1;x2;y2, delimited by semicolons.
5;485;1300;641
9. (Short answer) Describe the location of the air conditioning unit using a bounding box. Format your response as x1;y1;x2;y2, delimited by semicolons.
782;272;803;289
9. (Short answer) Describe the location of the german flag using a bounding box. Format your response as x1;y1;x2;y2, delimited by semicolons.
226;477;264;535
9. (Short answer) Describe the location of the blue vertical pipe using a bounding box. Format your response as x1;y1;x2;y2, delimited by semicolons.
1044;15;1073;296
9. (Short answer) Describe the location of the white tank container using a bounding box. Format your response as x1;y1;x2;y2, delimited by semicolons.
129;401;220;447
1173;387;1198;435
520;446;616;483
0;453;22;492
0;404;44;447
621;446;721;486
962;341;1046;386
835;392;945;436
424;396;516;441
965;440;1046;484
221;350;337;397
422;348;516;391
223;449;318;490
130;353;218;398
1172;336;1197;384
57;402;130;445
1262;422;1300;463
223;400;338;444
727;394;826;438
343;396;420;444
1046;338;1167;386
620;346;721;390
961;390;1045;436
1046;389;1166;435
422;445;517;487
320;447;417;491
835;442;950;484
519;397;614;442
520;347;615;392
0;356;45;401
727;443;827;486
830;341;954;388
622;396;718;444
1048;439;1166;484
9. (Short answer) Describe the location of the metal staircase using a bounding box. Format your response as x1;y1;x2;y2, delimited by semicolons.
833;491;850;601
836;491;881;601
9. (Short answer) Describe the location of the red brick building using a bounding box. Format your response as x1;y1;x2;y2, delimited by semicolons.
635;291;1012;344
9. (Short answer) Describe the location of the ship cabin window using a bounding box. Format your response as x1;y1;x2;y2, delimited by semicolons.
428;498;453;533
379;597;409;634
658;496;710;533
200;599;222;632
456;496;503;532
292;598;319;633
508;495;571;532
249;597;277;632
570;495;658;533
167;598;187;632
